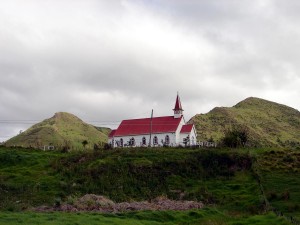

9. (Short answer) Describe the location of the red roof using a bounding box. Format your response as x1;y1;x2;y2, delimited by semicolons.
113;116;183;137
173;94;183;111
180;124;193;133
108;129;116;138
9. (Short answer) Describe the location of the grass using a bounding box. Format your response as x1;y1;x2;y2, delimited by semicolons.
1;146;300;224
0;147;62;210
255;149;300;220
48;147;260;212
190;97;300;148
0;146;260;213
5;112;108;150
0;209;291;225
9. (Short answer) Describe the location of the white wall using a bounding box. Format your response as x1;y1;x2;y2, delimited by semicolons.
113;132;178;147
175;117;185;144
179;125;197;146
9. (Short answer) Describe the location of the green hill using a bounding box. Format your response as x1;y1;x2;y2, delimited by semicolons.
0;146;297;224
5;112;110;150
189;97;300;147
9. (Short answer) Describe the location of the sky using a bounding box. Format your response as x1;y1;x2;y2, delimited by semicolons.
1;0;300;142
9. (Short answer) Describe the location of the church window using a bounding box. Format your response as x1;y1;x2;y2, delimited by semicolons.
142;137;146;145
120;138;123;147
129;137;135;146
153;136;158;145
165;135;170;145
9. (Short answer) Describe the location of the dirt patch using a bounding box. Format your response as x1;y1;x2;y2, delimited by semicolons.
34;194;204;213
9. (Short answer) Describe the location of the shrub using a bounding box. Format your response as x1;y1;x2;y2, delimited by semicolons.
282;154;295;163
281;190;290;200
221;125;249;148
267;191;278;200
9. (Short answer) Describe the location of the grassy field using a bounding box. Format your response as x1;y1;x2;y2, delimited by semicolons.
1;146;300;224
0;209;291;225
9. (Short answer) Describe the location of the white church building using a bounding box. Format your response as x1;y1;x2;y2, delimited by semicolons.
108;94;197;147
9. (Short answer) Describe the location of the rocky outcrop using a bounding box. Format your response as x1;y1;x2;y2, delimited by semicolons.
34;194;204;213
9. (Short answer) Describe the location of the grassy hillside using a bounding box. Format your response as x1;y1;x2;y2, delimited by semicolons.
190;97;300;147
254;149;300;220
5;112;110;150
1;146;299;224
0;146;260;213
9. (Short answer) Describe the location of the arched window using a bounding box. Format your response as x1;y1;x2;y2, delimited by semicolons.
165;135;170;145
153;136;158;145
129;137;135;146
120;138;123;147
142;137;146;145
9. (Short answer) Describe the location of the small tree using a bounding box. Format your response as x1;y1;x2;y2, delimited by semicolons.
222;125;249;148
82;140;88;149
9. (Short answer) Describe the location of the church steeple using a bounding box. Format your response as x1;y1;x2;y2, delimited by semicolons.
173;93;184;118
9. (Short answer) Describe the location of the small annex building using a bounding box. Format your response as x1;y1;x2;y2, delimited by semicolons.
108;94;197;147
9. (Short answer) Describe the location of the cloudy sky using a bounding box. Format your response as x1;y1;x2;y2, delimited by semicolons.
1;0;300;142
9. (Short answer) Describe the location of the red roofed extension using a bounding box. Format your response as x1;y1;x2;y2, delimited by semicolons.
180;124;194;133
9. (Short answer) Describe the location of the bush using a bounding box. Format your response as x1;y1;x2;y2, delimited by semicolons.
222;125;249;148
267;191;278;200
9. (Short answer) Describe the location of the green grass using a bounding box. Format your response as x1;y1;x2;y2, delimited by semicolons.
0;147;260;213
255;149;300;220
1;146;300;224
48;147;260;213
0;147;62;210
0;209;291;225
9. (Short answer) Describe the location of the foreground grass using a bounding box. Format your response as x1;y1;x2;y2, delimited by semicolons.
0;147;62;209
0;209;291;225
255;149;300;220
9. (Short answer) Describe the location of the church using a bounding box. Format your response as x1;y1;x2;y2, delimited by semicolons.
108;94;197;147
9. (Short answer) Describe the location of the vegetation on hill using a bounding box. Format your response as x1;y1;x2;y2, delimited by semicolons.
4;112;110;150
0;146;259;213
1;146;300;224
254;149;300;220
189;97;300;147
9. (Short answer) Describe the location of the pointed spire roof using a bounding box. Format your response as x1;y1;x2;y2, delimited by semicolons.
173;93;184;111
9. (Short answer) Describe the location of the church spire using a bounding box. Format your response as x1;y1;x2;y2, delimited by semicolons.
173;93;184;118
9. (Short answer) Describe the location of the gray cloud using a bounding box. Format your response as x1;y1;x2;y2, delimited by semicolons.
1;0;300;141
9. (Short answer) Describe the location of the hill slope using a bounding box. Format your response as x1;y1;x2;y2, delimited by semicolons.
5;112;110;150
0;147;293;224
189;97;300;147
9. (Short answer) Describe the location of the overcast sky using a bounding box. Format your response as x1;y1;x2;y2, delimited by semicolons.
1;0;300;142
